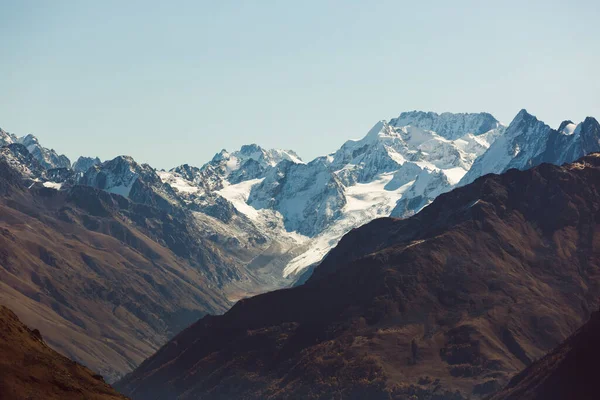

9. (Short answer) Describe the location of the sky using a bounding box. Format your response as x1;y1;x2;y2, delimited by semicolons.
1;0;599;169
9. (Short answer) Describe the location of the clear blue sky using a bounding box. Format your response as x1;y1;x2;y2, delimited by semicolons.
1;0;598;169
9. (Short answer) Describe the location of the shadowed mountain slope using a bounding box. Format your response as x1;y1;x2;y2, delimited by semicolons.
0;305;127;399
490;309;600;400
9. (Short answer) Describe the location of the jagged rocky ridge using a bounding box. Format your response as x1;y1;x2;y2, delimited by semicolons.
460;109;600;186
117;153;600;399
0;128;71;169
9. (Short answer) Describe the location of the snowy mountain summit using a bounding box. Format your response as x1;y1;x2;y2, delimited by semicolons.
207;144;303;184
390;111;502;139
0;129;71;169
2;109;599;284
460;109;600;186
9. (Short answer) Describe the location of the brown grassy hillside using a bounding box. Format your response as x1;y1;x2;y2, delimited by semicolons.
0;304;127;399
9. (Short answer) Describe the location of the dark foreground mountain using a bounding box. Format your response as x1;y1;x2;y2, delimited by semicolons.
490;309;600;400
0;305;126;399
118;154;600;399
0;159;232;381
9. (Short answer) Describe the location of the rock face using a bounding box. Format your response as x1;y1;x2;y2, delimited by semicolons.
0;143;47;180
0;305;127;400
116;154;600;400
532;116;600;167
73;156;102;173
491;309;600;400
248;158;347;236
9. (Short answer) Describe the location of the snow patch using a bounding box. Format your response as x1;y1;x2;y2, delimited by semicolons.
158;171;200;194
217;178;264;220
42;181;62;190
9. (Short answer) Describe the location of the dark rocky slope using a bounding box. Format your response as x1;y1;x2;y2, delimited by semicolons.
118;154;600;399
0;305;127;399
490;308;600;400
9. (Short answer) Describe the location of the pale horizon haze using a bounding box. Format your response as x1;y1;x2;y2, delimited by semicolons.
1;0;599;168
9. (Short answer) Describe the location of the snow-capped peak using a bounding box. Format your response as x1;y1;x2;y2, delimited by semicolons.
362;120;396;142
72;156;101;173
220;144;302;168
328;113;504;187
458;110;549;186
558;120;576;135
202;144;304;186
390;111;502;140
80;155;148;198
12;133;71;170
211;149;230;163
510;109;541;128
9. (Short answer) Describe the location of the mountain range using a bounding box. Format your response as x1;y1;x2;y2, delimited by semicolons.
1;108;600;390
5;110;598;283
116;153;600;399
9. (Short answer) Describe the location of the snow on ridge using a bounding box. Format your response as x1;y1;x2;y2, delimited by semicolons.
390;111;502;140
158;171;200;194
42;181;62;190
217;178;264;221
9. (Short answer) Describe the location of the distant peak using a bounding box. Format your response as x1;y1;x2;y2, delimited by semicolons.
108;155;137;166
22;133;38;141
239;144;263;154
397;110;438;119
72;156;101;173
390;110;502;139
363;120;388;140
17;133;39;146
510;109;540;127
558;120;575;132
211;149;230;162
74;155;101;163
515;108;533;119
582;116;600;129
